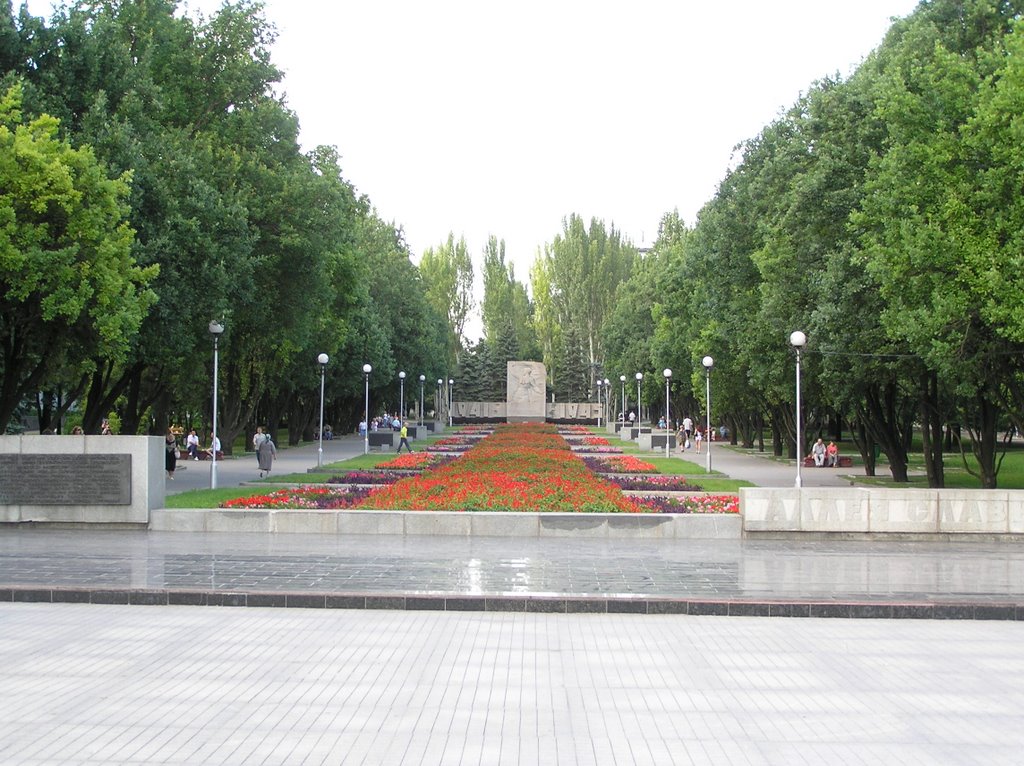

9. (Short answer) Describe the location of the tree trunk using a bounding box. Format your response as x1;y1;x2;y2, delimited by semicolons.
920;371;945;489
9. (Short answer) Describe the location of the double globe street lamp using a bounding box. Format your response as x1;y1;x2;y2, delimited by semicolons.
596;379;603;427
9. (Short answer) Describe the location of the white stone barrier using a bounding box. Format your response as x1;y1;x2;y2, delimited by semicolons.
0;435;165;525
150;509;742;539
741;487;1024;535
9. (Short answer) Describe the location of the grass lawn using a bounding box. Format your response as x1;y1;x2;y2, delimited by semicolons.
738;436;1024;489
165;487;269;508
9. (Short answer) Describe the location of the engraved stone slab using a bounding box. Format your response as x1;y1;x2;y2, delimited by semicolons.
938;490;1009;533
740;488;801;531
800;489;870;533
507;361;546;422
869;490;938;533
0;454;131;505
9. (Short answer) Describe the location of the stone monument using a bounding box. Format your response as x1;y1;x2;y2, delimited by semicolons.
506;361;547;422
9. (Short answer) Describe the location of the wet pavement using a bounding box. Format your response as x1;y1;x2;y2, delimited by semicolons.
2;529;1022;618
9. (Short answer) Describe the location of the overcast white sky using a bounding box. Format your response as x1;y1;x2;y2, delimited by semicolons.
29;0;921;310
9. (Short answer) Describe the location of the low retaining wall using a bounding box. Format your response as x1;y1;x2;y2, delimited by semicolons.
741;487;1024;536
150;509;741;539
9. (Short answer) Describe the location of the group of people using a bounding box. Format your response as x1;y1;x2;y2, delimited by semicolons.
164;427;223;480
674;416;709;454
358;414;409;437
252;426;277;478
810;438;840;467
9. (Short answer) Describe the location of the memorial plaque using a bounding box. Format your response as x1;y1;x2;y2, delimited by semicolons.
0;454;132;505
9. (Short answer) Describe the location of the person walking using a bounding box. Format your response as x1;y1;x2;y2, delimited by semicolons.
165;428;178;480
694;427;704;454
257;431;276;478
253;426;268;465
396;421;413;453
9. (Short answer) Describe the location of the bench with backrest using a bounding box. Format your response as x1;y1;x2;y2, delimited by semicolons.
803;455;852;468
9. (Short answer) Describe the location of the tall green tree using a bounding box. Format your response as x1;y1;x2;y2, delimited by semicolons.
0;83;156;429
419;232;474;366
536;215;635;388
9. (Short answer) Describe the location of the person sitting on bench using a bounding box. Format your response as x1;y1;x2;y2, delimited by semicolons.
811;438;827;467
826;440;839;467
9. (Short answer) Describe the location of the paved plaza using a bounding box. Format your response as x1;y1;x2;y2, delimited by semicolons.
2;604;1023;764
2;433;1023;763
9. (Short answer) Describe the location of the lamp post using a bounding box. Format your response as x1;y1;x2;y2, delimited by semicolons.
635;372;643;428
362;363;372;455
620;375;626;427
596;379;603;427
603;378;610;427
790;330;807;488
663;368;672;458
448;379;455;427
436;379;443;425
398;371;406;423
208;321;224;489
702;356;714;474
317;353;329;469
419;374;426;425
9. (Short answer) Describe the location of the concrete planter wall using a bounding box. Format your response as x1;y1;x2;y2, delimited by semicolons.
150;508;742;539
741;487;1024;536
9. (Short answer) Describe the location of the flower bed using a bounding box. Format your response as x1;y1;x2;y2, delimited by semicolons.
630;494;739;514
219;422;739;515
357;423;640;512
431;436;476;448
377;453;453;470
582;455;657;474
326;470;409;485
221;486;373;509
569;445;624;454
558;425;591;435
608;475;702;491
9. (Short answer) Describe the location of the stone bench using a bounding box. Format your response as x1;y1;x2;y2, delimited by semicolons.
367;432;394;450
190;450;224;461
803;455;853;468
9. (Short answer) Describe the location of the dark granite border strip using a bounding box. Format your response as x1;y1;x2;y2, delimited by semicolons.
1;587;1021;620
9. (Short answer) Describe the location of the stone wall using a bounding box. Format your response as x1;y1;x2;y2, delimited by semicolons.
741;487;1024;535
0;435;165;525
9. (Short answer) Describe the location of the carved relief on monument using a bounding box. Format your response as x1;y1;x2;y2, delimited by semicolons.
506;361;547;422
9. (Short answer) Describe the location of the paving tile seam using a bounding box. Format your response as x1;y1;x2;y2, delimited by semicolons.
1;586;1021;620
